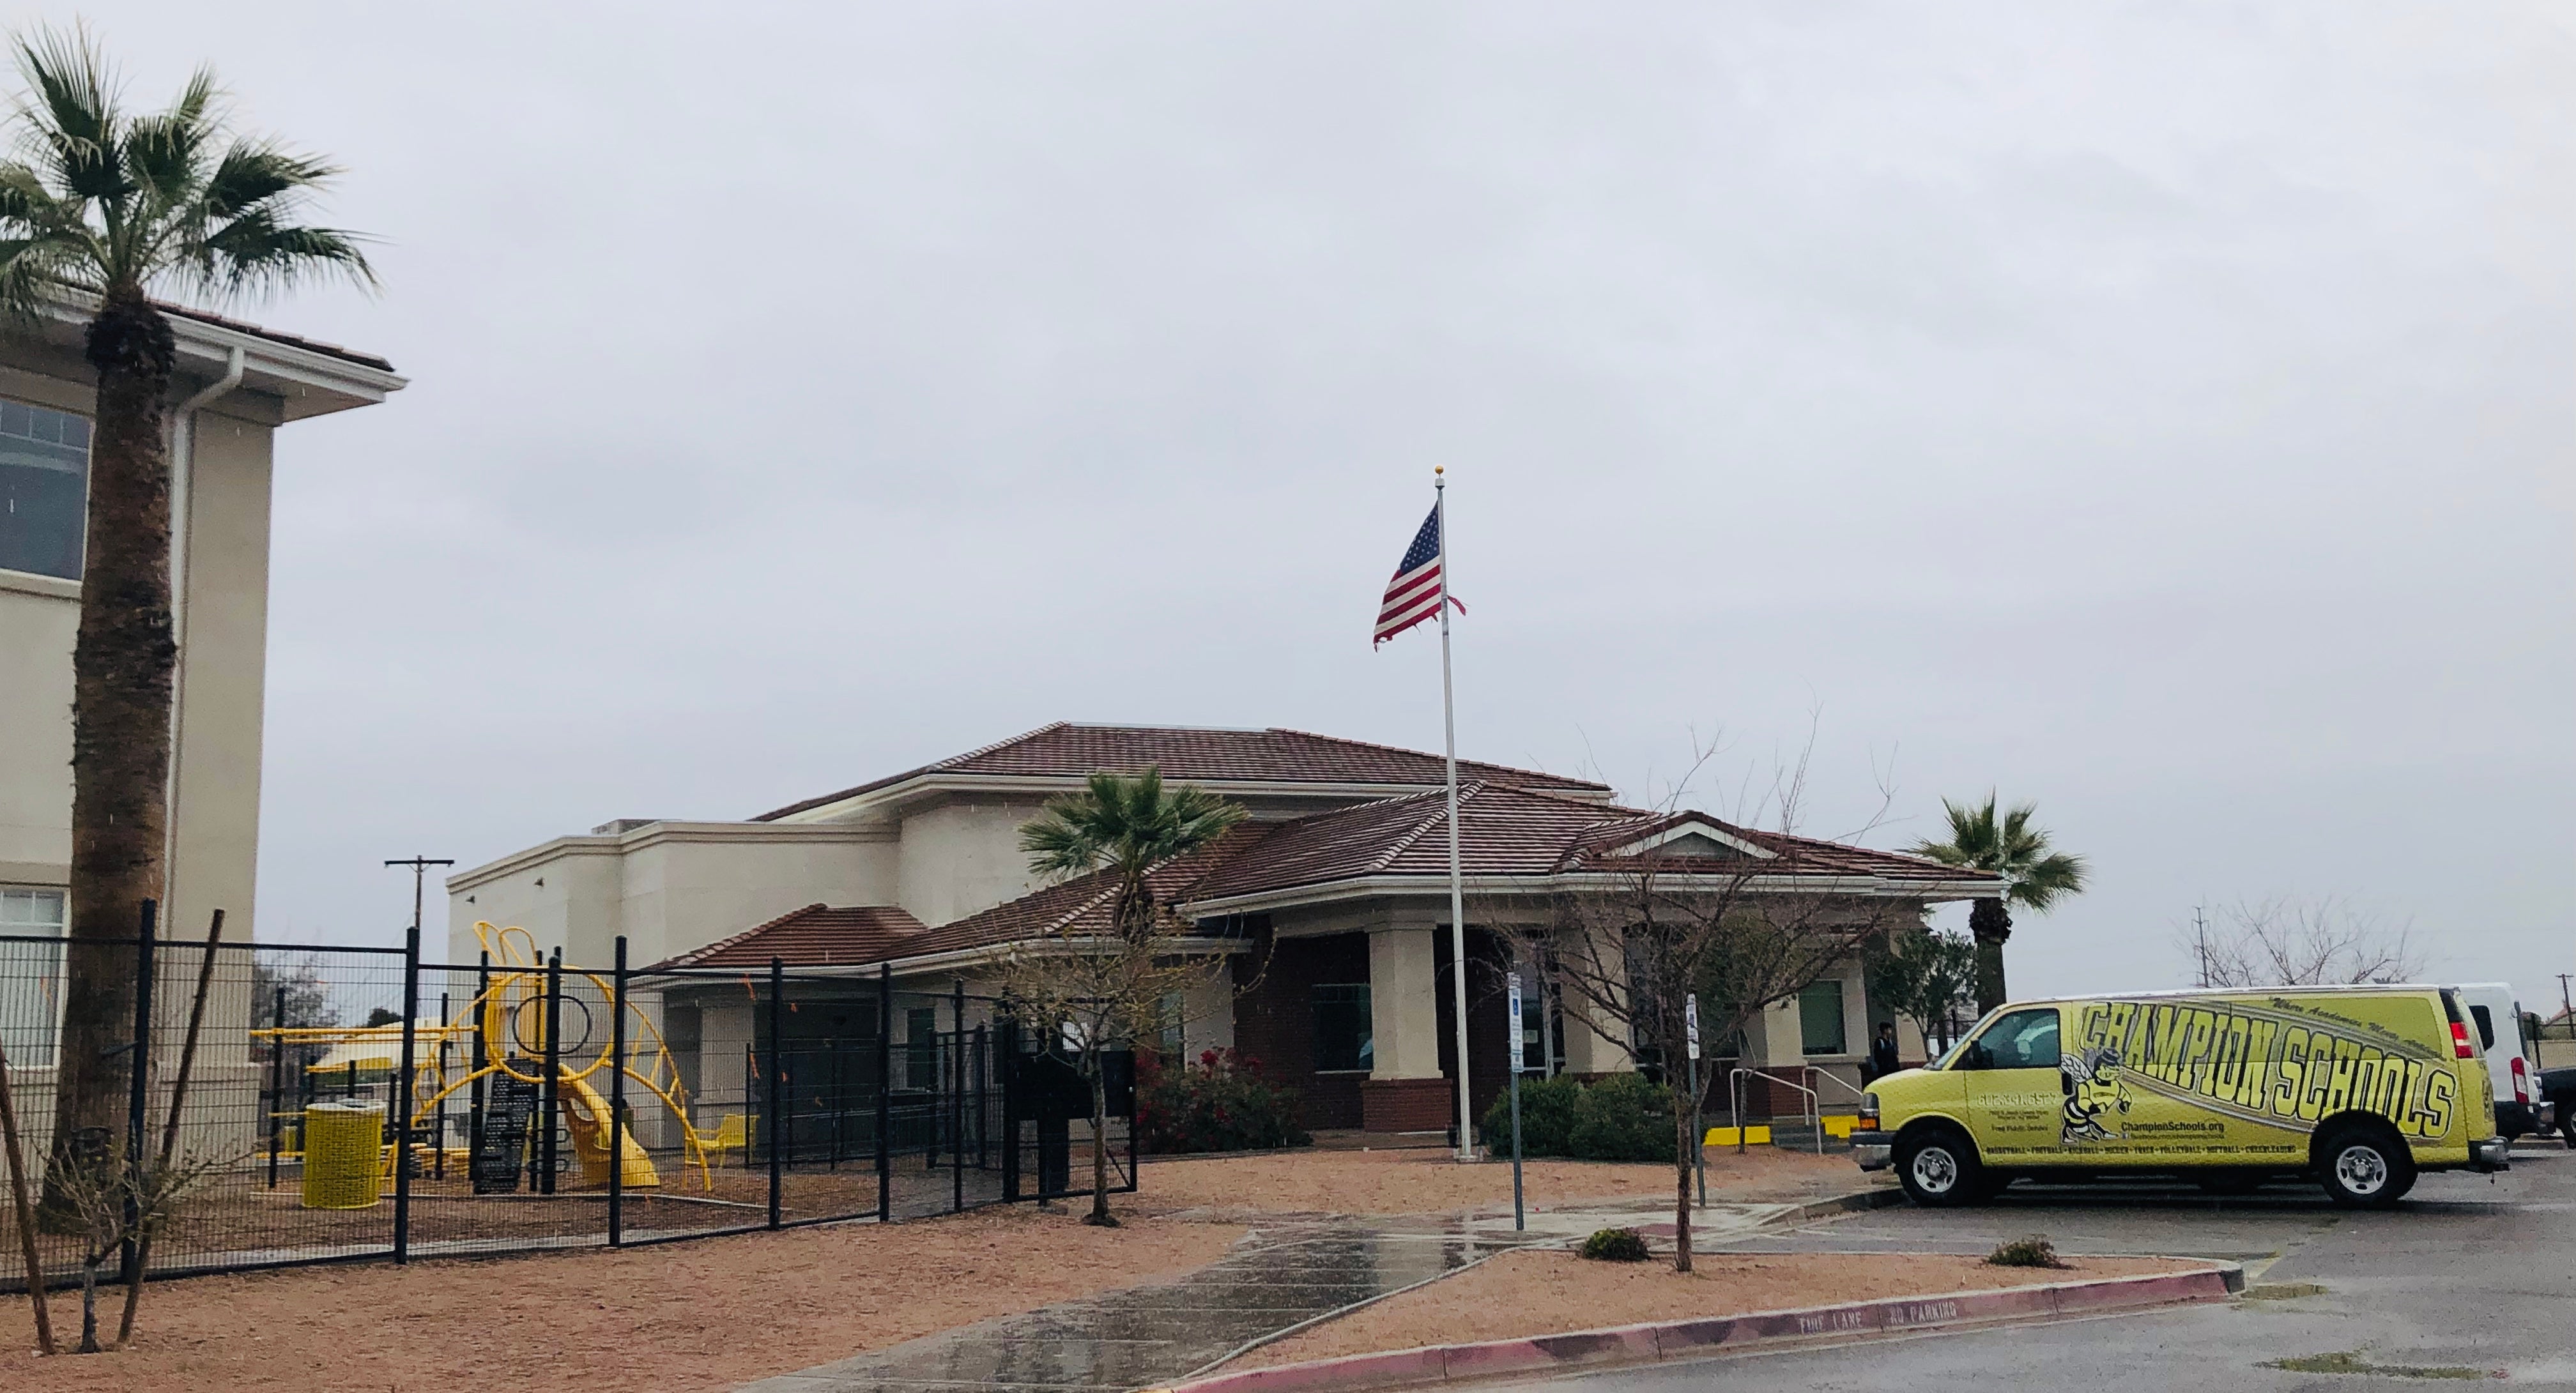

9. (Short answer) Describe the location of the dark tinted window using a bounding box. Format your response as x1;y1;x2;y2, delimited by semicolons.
2470;1005;2496;1051
1965;1008;2059;1070
1312;984;1372;1072
0;399;91;580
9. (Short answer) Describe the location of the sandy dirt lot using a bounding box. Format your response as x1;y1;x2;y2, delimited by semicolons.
1137;1144;1873;1217
0;1204;1240;1392
1232;1249;2205;1367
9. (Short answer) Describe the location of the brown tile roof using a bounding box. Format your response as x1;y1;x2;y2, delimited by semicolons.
159;301;396;372
749;722;1611;821
1182;783;1995;902
898;823;1273;957
643;903;927;971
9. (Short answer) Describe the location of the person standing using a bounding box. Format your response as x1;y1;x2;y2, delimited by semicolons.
1868;1021;1903;1081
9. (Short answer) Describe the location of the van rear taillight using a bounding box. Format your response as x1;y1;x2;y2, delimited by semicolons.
2511;1056;2531;1104
2450;1020;2475;1060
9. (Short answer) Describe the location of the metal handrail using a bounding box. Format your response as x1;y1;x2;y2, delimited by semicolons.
1728;1066;1823;1155
1804;1065;1867;1104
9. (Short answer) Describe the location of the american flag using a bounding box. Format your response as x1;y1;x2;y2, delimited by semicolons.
1374;503;1464;646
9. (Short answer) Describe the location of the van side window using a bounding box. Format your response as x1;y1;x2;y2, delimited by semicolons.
1961;1009;2059;1071
2468;1005;2495;1052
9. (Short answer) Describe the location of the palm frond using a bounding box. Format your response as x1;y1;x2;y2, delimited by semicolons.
11;25;121;204
185;213;375;298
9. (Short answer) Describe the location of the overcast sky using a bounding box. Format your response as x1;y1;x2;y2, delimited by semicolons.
73;4;2576;1001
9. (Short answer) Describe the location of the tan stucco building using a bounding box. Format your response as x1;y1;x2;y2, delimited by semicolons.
0;305;401;954
452;723;1996;1135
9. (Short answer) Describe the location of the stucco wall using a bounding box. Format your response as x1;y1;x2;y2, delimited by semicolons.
893;797;1052;927
446;823;899;970
0;355;279;952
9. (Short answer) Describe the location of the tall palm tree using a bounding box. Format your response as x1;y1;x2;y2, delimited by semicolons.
1018;767;1244;1224
0;27;373;1196
1910;795;2088;1016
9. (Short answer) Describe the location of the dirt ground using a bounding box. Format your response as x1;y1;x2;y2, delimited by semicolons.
1232;1249;2206;1367
0;1203;1241;1392
1137;1144;1873;1217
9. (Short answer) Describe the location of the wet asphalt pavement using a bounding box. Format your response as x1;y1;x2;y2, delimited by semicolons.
1513;1141;2576;1389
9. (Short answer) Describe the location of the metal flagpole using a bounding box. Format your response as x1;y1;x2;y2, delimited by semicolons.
1438;466;1474;1162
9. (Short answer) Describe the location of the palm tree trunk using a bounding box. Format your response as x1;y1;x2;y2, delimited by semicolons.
1968;899;2013;1017
47;292;178;1210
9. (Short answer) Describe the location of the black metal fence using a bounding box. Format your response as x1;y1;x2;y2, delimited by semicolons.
0;904;1133;1290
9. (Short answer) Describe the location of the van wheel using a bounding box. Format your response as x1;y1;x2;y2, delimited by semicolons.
1896;1127;1986;1208
2315;1124;2415;1209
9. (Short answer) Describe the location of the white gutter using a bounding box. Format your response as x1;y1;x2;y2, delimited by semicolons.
160;345;246;932
1176;872;2007;918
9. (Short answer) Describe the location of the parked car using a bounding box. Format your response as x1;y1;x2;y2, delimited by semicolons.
2542;1067;2576;1148
1855;985;2506;1209
2453;983;2541;1142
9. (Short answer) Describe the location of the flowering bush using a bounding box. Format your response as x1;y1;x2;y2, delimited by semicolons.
1137;1047;1310;1154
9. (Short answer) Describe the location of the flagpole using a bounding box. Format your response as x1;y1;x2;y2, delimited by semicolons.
1436;466;1473;1162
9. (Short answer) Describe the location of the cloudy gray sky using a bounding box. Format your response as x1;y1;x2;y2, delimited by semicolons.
86;3;2576;1000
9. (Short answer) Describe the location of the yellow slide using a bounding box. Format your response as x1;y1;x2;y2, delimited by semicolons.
556;1070;660;1189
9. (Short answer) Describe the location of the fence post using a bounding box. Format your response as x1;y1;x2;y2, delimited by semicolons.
876;964;892;1222
951;979;965;1214
540;947;563;1196
121;897;156;1286
394;924;420;1264
469;950;489;1185
265;984;286;1189
999;1017;1018;1201
608;935;627;1247
766;956;783;1229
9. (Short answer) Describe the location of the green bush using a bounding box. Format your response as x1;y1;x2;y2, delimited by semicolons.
1138;1048;1310;1154
1579;1226;1653;1262
1480;1072;1675;1163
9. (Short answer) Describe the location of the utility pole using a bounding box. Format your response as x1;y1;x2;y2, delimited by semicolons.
386;857;456;941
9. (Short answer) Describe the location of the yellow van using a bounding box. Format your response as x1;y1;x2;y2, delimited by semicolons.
1853;986;2508;1208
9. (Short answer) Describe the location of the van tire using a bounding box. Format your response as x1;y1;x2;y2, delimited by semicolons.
1895;1126;1986;1208
2314;1123;2415;1210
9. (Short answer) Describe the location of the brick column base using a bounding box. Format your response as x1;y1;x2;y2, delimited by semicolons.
1361;1077;1455;1133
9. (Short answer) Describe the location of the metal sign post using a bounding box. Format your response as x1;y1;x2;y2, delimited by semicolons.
1685;993;1705;1207
1506;971;1525;1231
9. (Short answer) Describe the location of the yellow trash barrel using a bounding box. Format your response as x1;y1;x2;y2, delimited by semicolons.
300;1100;385;1210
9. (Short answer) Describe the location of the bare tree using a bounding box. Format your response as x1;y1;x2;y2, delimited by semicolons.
992;924;1232;1227
42;1137;229;1353
2188;897;2424;988
1494;736;1915;1273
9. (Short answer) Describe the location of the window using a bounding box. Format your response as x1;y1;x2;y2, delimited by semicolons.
0;400;92;580
1158;990;1186;1058
1312;984;1372;1072
905;1006;939;1090
0;887;68;1067
1963;1008;2059;1071
1798;980;1848;1056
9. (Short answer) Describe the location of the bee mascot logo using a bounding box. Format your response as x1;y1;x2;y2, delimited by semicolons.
2060;1046;2130;1144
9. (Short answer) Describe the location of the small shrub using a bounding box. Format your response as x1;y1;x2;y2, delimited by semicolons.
1137;1047;1310;1154
1579;1226;1653;1262
1482;1072;1675;1163
1985;1235;2068;1269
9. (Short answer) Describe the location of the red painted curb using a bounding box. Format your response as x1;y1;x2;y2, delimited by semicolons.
1162;1265;2234;1393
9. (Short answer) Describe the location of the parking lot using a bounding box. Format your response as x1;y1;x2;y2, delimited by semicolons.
1521;1141;2574;1389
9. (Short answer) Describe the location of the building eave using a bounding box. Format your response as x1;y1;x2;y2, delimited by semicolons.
1177;872;2005;919
446;819;897;893
765;770;1614;826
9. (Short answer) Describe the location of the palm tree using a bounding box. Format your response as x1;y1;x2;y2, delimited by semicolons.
1910;795;2088;1016
1018;767;1244;1224
0;27;373;1199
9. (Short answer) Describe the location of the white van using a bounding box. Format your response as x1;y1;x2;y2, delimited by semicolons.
2453;983;2542;1141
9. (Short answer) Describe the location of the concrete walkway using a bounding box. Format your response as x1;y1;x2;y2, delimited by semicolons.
739;1202;1798;1393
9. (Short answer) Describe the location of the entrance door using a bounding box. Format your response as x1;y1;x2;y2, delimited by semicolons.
1957;1007;2065;1166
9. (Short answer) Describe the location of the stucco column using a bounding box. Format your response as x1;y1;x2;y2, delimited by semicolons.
1362;925;1449;1131
1556;921;1632;1076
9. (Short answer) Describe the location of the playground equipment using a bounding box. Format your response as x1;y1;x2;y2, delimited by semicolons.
252;922;718;1196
